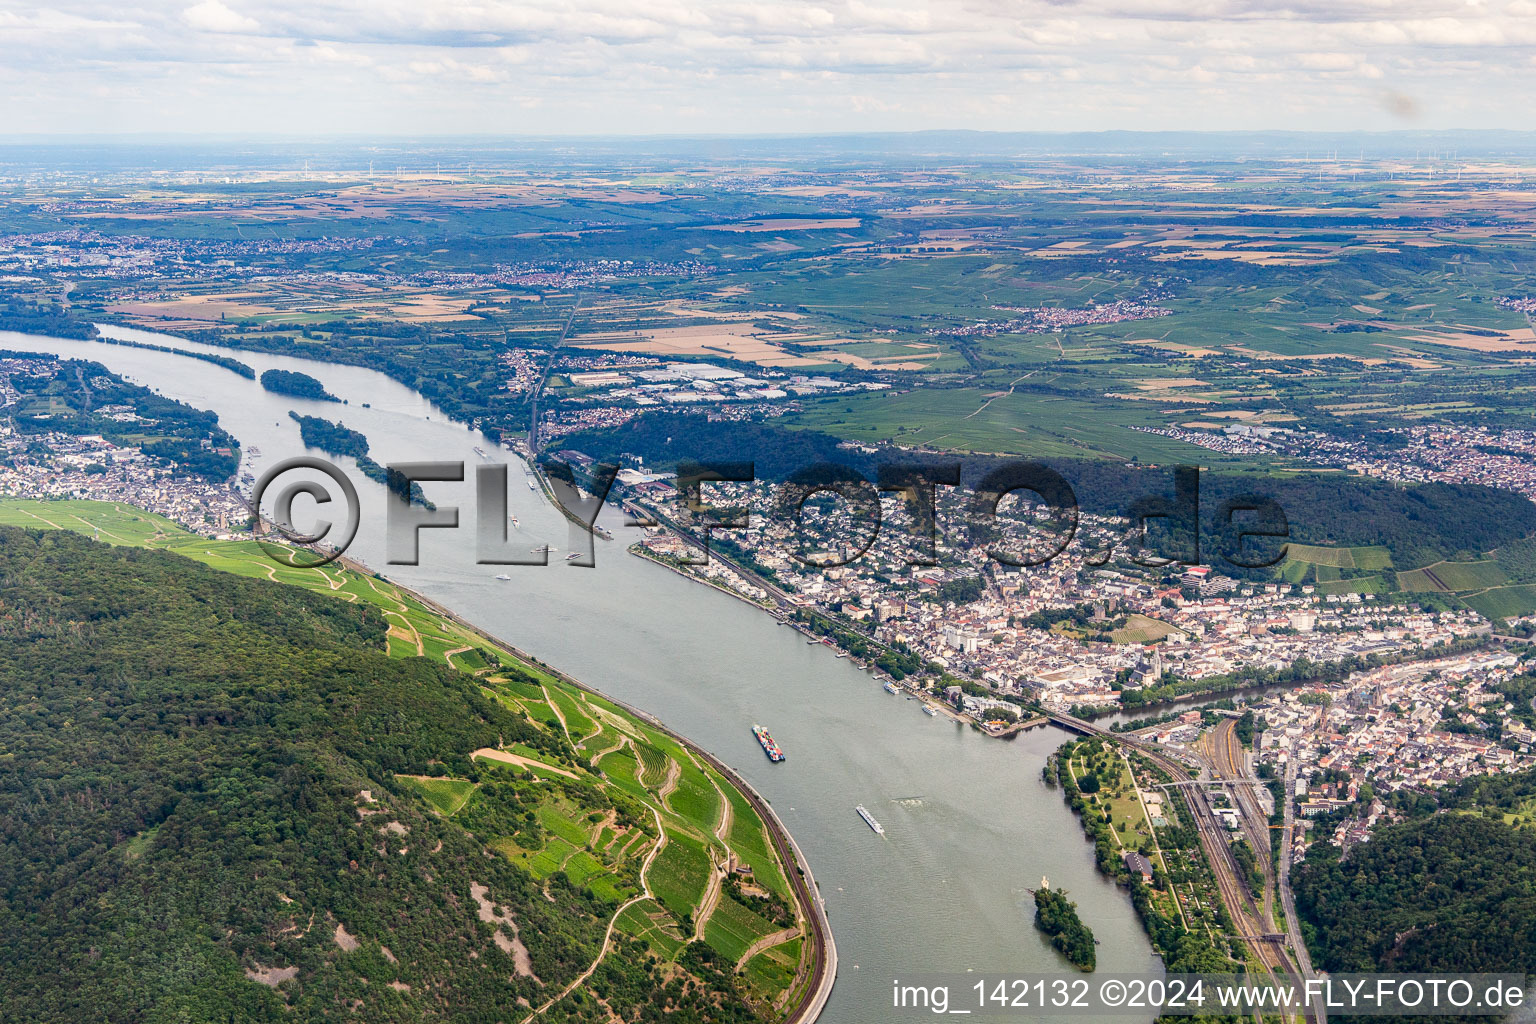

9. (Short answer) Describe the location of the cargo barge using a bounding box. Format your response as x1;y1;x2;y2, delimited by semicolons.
752;724;785;762
855;804;885;835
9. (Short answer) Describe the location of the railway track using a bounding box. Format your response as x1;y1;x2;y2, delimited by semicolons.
699;752;836;1023
1049;712;1313;1022
1205;721;1277;920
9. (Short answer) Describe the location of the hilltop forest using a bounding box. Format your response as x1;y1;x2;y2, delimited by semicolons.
0;526;768;1023
1293;812;1536;1024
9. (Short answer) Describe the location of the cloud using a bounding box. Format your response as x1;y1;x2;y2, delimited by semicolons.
183;1;259;33
0;0;1529;132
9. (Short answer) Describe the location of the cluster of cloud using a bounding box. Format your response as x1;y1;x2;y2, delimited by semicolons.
0;0;1532;133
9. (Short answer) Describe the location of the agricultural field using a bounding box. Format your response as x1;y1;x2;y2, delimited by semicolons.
1276;545;1397;595
1111;613;1186;645
0;497;814;1017
394;776;478;816
16;162;1536;500
1266;537;1536;619
1461;586;1536;623
790;387;1218;462
1281;544;1392;570
1398;559;1511;593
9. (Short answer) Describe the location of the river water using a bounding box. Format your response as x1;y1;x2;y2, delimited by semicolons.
1;325;1159;1021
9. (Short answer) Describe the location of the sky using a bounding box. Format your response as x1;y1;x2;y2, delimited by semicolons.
1;0;1533;135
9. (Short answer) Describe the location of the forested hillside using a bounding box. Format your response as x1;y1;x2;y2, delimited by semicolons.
559;416;1536;567
1293;813;1536;1021
0;526;783;1022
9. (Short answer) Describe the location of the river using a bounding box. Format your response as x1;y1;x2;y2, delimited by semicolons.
1;325;1160;1021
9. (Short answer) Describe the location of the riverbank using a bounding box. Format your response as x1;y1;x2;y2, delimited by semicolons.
0;327;1165;1022
629;542;776;612
366;557;838;1024
1047;738;1232;975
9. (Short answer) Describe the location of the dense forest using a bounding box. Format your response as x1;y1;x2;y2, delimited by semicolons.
186;321;520;434
0;528;751;1022
289;409;368;459
562;415;1536;569
555;415;866;485
1033;887;1095;971
0;297;99;339
1293;813;1536;1023
261;368;339;402
96;334;256;378
1;351;239;480
287;411;432;508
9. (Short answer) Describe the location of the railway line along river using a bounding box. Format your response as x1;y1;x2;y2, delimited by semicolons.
1;324;1160;1022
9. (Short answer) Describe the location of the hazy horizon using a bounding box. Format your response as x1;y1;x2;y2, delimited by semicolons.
5;128;1536;173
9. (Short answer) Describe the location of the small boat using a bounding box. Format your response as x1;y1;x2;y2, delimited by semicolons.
508;514;520;528
494;573;512;581
883;682;900;695
527;478;537;491
530;544;549;554
856;805;885;835
835;652;848;659
565;551;582;561
806;639;820;645
473;445;488;458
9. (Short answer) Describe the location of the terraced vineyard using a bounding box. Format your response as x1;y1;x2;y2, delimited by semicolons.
1276;539;1536;621
0;498;820;1021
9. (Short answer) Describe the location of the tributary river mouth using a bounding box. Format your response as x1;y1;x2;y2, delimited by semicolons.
2;325;1161;1022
